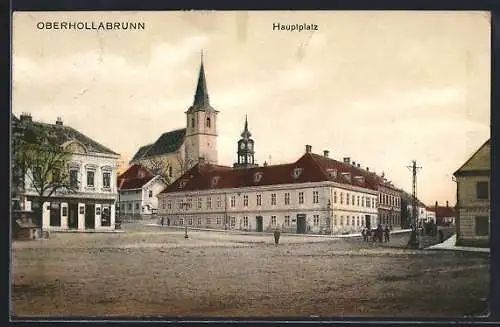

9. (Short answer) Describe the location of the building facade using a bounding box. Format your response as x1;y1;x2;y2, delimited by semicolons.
433;201;455;226
130;55;219;183
454;139;490;247
117;164;167;219
157;143;379;235
16;114;120;232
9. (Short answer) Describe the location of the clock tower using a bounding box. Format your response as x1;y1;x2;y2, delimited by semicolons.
234;115;258;169
184;51;219;169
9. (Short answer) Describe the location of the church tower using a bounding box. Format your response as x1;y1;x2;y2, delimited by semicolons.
184;52;219;169
234;115;258;169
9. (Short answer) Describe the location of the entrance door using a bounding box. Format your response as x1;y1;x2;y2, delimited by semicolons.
256;216;263;232
85;204;95;229
365;215;371;230
68;203;78;229
296;214;306;234
166;218;170;226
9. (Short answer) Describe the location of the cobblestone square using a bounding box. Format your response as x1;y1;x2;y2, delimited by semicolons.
11;223;489;318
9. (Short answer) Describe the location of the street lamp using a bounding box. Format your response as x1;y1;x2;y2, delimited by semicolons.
181;200;189;239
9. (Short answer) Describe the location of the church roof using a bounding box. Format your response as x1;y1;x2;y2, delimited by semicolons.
161;152;380;194
130;128;186;163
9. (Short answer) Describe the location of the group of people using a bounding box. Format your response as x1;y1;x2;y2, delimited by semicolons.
362;224;391;243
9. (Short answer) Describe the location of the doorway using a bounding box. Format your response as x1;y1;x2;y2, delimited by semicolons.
296;214;306;234
68;202;78;229
166;218;170;226
85;204;95;229
256;216;263;232
365;215;371;230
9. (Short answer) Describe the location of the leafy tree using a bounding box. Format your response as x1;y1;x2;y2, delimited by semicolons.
141;153;194;185
14;122;79;227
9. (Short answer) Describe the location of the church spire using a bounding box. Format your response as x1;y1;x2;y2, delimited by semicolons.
241;114;252;139
193;50;209;107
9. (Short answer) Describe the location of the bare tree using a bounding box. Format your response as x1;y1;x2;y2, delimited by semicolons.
14;123;79;227
141;152;195;185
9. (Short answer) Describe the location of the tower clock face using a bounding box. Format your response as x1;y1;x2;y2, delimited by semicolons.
248;143;253;150
240;143;245;150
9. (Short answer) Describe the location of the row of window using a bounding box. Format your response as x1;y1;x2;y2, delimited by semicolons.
162;190;377;211
333;191;376;208
68;168;112;189
173;214;375;229
379;193;400;207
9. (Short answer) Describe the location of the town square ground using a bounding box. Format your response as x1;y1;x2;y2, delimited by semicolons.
11;221;489;318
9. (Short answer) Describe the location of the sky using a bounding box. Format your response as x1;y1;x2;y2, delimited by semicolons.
12;11;490;205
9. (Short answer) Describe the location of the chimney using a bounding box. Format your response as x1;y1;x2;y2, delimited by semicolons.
323;150;329;158
198;157;206;165
446;201;449;207
366;167;370;172
305;145;312;153
352;161;356;166
343;157;351;164
19;112;32;123
435;201;438;207
56;117;63;126
263;161;268;167
357;163;360;168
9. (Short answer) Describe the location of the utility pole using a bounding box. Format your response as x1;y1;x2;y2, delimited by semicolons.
407;160;422;228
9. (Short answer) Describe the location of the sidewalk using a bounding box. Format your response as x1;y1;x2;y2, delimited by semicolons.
426;234;490;253
144;223;411;239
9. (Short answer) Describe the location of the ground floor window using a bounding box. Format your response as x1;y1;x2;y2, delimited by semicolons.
179;218;184;225
271;216;277;226
128;203;132;210
313;215;319;226
50;202;61;226
101;204;111;227
216;217;221;225
231;217;236;227
284;215;290;226
243;216;248;227
207;218;211;225
188;218;193;225
475;216;489;236
197;218;202;225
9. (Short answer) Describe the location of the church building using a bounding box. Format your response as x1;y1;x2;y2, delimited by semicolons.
130;54;219;183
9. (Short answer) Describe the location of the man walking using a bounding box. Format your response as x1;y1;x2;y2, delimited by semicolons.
384;226;390;242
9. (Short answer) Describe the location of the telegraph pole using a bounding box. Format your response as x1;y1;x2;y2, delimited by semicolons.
407;160;422;228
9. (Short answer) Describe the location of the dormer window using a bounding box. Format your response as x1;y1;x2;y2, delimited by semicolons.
253;172;263;183
211;176;220;187
341;172;351;182
178;179;188;189
327;169;337;178
354;176;365;184
292;167;303;179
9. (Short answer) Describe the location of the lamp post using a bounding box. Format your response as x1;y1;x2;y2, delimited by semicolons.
181;200;189;239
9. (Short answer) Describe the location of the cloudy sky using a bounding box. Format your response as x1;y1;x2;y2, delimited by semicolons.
12;11;490;205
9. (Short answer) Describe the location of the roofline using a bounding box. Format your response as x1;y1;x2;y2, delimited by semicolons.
159;180;379;196
453;138;490;176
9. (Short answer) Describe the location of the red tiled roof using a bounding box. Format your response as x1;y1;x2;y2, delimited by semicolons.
161;153;379;194
118;164;154;181
119;177;155;190
435;206;455;218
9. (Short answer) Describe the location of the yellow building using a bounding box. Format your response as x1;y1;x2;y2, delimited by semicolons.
453;139;490;248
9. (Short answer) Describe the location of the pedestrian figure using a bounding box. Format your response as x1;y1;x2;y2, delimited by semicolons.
273;229;281;246
438;227;444;243
361;228;367;242
377;224;383;243
160;217;164;226
384;226;390;242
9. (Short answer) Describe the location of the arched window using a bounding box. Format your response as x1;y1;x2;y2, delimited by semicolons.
191;117;195;128
168;166;173;177
206;116;211;128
